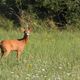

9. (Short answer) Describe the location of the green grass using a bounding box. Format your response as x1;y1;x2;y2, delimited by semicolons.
0;29;80;80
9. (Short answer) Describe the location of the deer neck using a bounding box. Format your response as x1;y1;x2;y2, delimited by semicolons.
22;34;29;43
18;33;29;43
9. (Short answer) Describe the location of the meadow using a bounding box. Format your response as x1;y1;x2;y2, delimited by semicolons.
0;29;80;80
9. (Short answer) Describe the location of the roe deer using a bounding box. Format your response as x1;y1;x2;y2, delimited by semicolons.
0;27;31;60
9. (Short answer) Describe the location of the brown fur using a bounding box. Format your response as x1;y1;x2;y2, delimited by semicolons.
0;28;31;60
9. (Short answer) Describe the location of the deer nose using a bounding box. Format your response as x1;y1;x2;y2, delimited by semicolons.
25;32;30;35
27;33;30;35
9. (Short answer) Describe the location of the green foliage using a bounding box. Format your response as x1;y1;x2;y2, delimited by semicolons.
0;0;80;30
0;0;6;4
0;16;14;30
6;0;16;7
34;0;80;24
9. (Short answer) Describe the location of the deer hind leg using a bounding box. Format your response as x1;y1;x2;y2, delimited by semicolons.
1;49;5;58
0;46;6;58
1;48;10;58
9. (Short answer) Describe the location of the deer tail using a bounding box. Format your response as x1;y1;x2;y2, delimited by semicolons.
0;40;2;48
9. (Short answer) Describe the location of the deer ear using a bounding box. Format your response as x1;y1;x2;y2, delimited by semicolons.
28;27;32;32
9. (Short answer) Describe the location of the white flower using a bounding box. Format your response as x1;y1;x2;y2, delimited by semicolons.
67;73;71;76
59;66;62;69
42;69;45;71
11;72;14;74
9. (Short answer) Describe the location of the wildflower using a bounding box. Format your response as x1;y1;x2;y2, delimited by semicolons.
11;72;14;74
67;73;71;76
42;69;45;71
58;66;62;70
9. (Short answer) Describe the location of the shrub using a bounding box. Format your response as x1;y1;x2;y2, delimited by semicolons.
0;16;14;30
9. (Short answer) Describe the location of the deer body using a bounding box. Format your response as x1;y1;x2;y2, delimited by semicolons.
0;28;31;59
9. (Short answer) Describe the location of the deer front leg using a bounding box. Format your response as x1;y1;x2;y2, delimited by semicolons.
16;50;22;60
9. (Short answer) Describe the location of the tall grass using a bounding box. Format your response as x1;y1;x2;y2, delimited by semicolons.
0;29;80;80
